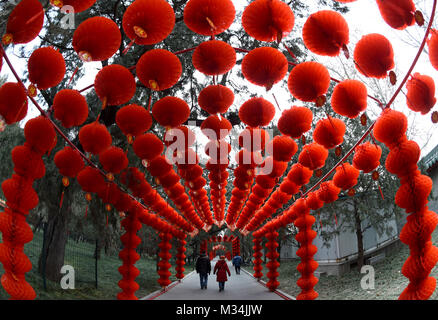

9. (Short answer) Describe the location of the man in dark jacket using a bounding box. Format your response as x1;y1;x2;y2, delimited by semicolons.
232;255;242;274
195;252;211;289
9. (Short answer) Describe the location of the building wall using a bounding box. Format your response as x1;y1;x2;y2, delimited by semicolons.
428;167;438;213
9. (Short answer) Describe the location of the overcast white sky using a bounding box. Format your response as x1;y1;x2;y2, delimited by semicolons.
1;0;437;158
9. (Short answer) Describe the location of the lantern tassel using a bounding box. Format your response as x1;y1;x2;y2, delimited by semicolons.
67;66;79;87
59;190;65;208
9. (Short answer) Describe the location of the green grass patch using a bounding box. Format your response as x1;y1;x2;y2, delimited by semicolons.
0;231;194;300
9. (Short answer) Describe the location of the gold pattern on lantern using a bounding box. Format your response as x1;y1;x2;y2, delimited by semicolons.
28;84;37;98
134;26;148;39
62;177;70;187
78;51;93;62
2;34;13;45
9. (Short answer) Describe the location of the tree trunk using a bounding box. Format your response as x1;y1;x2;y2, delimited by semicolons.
353;199;365;271
38;194;70;282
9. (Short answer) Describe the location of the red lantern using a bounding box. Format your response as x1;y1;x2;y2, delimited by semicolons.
288;62;330;102
239;97;276;127
136;49;182;91
298;143;329;170
331;80;368;118
152;97;190;128
192;40;236;76
278;106;313;139
317;181;340;204
373;109;408;147
12;145;45;181
353;142;382;173
28;47;66;90
0;83;28;125
99;147;129;174
77;167;106;193
116;104;152;138
303;10;349;57
94;65;136;108
2;174;39;213
133;133;164;161
73;16;121;62
242;0;295;42
201;115;232;140
354;33;395;79
313;117;346;149
51;0;96;12
122;0;175;45
24;116;57;155
333;163;360;191
386;140;420;178
405;73;436;115
267;135;298;162
53;89;89;128
2;0;44;45
428;29;438;71
198;85;234;115
242;47;288;90
238;128;268;152
54;146;85;178
184;0;235;36
287;163;313;186
79;122;112;155
376;0;416;30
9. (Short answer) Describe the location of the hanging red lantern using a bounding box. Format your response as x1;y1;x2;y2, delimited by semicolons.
242;47;288;90
313;117;346;149
238;127;268;152
385;140;420;178
192;40;236;76
303;10;349;57
54;146;85;179
51;0;96;12
136;49;182;91
2;0;44;45
396;172;433;214
198;85;234;115
77;167;106;194
12;145;46;181
288;62;330;102
239;97;276;127
287;163;313;186
0;82;28;125
298;143;329;171
376;0;416;30
201;115;232;140
73;16;122;62
2;174;39;213
405;73;436;115
147;156;173;178
184;0;235;36
333;163;360;191
352;142;382;173
165;126;196;149
79;122;112;155
331;80;368;118
99;147;129;174
122;0;175;45
116;104;152;139
152;96;190;128
306;192;324;211
133;133;164;161
428;29;438;71
354;33;395;79
242;0;295;43
53;89;89;128
267;135;298;162
277;106;313;139
373;109;408;147
94;65;136;108
28;47;66;90
317;181;340;204
24;116;57;156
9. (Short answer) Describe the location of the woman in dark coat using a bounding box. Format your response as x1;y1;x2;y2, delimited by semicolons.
213;256;231;291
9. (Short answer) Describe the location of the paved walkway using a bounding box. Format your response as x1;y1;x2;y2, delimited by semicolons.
143;259;293;300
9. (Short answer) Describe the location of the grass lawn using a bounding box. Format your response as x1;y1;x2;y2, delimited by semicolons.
245;230;438;300
0;231;194;300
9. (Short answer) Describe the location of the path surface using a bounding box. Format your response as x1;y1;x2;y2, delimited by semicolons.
143;259;292;300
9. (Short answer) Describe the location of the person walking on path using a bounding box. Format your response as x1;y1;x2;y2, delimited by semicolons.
232;254;242;274
213;256;231;292
195;251;211;289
